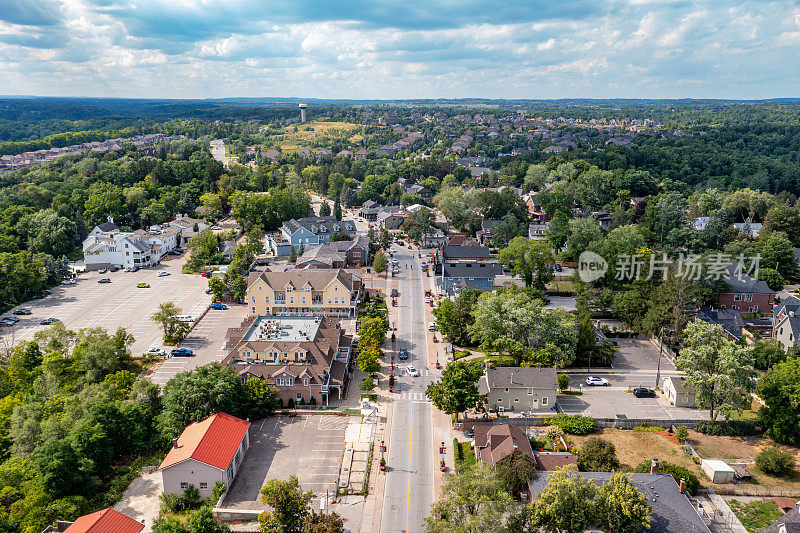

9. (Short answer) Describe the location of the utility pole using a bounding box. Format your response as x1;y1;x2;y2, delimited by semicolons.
655;326;664;389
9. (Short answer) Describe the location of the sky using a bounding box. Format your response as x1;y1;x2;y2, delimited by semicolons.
0;0;799;100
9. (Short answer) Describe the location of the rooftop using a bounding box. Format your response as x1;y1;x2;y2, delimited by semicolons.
243;316;323;343
158;412;250;471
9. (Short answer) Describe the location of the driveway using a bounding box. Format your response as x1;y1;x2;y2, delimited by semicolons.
114;470;162;533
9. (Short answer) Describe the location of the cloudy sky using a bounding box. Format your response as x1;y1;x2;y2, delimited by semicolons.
1;0;799;99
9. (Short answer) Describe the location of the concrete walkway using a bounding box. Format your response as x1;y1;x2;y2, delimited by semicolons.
113;470;162;533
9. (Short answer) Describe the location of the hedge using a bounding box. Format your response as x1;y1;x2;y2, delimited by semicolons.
695;420;760;437
546;414;596;435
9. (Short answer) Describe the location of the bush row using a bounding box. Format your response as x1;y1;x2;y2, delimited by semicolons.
546;414;596;435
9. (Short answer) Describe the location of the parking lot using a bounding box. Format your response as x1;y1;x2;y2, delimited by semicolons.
0;255;209;358
222;415;347;511
557;387;708;420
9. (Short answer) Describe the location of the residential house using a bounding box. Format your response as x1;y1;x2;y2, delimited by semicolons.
446;234;476;246
354;148;370;158
592;211;613;230
476;220;501;245
440;245;492;262
406;183;433;200
528;223;549;241
472;423;534;465
524;193;551;223
663;376;696;408
692;217;710;231
696;307;745;341
378;210;406;231
263;148;282;162
220;240;238;260
468;166;491;178
224;315;351;405
358;200;381;221
714;264;775;316
476;367;557;412
50;509;144;533
296;236;369;269
532;452;577;471
773;296;800;351
441;261;502;294
733;218;763;238
246;268;362;317
529;471;710;533
266;216;356;256
295;147;313;158
158;412;250;497
421;230;447;248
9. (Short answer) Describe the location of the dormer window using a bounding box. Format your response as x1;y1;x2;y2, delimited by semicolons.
285;284;294;292
320;226;326;233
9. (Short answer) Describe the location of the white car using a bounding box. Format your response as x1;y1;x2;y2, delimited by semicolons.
61;279;77;285
585;376;609;386
406;365;420;377
424;295;433;303
158;271;171;277
146;347;166;357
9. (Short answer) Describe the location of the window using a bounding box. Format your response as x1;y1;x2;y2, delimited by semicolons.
277;378;284;386
734;294;743;301
505;387;509;392
328;297;332;304
514;398;519;402
496;399;502;403
252;307;256;313
302;297;306;304
265;297;269;303
527;388;533;395
199;482;208;490
297;393;303;402
745;294;753;302
290;297;294;304
305;286;311;292
304;378;309;386
180;482;189;490
542;397;548;406
286;378;294;386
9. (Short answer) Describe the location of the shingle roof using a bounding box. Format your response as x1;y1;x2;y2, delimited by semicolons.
442;245;491;260
763;502;800;533
722;264;775;295
247;268;360;293
65;508;144;533
96;222;120;232
533;452;578;471
696;307;744;339
158;412;250;471
473;423;534;465
529;472;710;533
481;367;557;390
442;261;502;279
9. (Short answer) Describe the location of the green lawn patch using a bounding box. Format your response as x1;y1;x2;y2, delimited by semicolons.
454;439;477;472
728;499;782;533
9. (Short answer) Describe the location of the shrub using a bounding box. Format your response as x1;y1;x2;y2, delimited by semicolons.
695;421;759;437
546;414;596;435
634;424;664;432
675;426;688;444
309;396;317;406
359;376;376;391
287;398;295;409
558;374;569;391
577;437;620;472
633;461;700;495
160;492;181;514
756;447;795;477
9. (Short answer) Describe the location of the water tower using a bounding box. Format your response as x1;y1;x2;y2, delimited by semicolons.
299;102;307;123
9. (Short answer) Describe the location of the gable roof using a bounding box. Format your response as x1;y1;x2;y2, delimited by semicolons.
247;268;360;293
473;423;534;465
158;412;250;471
696;307;745;340
65;508;144;533
533;452;578;471
95;222;120;233
530;472;710;533
442;245;491;260
479;367;558;391
722;264;775;295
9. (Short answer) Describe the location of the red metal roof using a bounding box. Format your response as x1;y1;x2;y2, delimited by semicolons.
65;508;144;533
158;412;250;471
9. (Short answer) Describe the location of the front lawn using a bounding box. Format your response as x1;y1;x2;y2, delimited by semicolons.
728;499;782;533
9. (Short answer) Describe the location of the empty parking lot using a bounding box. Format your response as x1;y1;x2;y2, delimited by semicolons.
222;415;347;511
0;255;209;357
558;387;708;420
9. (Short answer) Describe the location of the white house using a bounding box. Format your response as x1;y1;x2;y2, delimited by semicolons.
83;218;156;271
158;412;251;497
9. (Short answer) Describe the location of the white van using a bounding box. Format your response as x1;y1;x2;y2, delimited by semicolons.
428;321;436;331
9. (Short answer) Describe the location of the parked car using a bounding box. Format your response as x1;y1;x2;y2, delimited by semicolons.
13;308;31;315
136;282;150;288
110;266;120;272
98;278;111;284
174;248;183;254
211;225;221;230
61;279;76;285
0;317;19;326
428;322;437;331
391;288;399;297
210;302;228;310
171;348;194;357
554;264;563;272
98;268;108;274
132;266;140;272
399;348;409;360
158;271;171;277
424;295;433;303
40;318;60;325
205;288;214;294
633;387;656;398
406;365;420;377
146;347;166;357
124;267;133;272
585;376;609;386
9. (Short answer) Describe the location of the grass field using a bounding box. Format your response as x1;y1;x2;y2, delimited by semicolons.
728;499;782;532
571;429;699;473
269;121;366;153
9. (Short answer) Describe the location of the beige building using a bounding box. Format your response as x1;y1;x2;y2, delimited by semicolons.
477;367;557;412
157;412;250;497
246;268;362;317
663;376;696;408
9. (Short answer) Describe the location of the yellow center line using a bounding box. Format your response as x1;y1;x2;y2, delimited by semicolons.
406;255;414;532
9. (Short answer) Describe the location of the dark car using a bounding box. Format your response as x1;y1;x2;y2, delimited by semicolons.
398;348;409;360
391;288;399;297
98;278;111;284
110;266;120;272
13;308;32;315
633;387;656;398
171;348;194;357
554;264;563;272
210;302;228;310
40;318;60;325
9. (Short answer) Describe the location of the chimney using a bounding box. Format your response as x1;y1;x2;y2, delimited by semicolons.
172;438;179;449
679;478;686;493
650;458;659;474
510;371;514;384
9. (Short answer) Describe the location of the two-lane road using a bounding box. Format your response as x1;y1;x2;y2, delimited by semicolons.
381;245;436;533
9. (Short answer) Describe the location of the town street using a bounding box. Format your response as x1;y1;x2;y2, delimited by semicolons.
380;244;436;533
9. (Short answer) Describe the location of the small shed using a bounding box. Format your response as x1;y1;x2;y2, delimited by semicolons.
663;376;696;408
732;464;752;483
702;459;735;483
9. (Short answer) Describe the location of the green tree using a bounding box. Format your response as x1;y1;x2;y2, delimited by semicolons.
403;207;434;242
497;237;554;289
758;231;800;281
432;288;480;347
758;356;800;445
491;213;527;248
755;446;795;477
677;319;757;421
426;463;518;533
209;276;227;301
495;450;537;499
319;202;331;217
71;327;134;383
244;378;280;418
333;199;342;221
761;202;800;245
758;267;785;291
752;338;786;371
33;438;89;498
577;437;620;472
425;360;484;421
151;301;190;344
633;461;700;495
530;466;597;533
563;218;603;262
302;510;345;533
200;193;223;220
594;473;652;533
259;476;313;533
372;249;387;274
